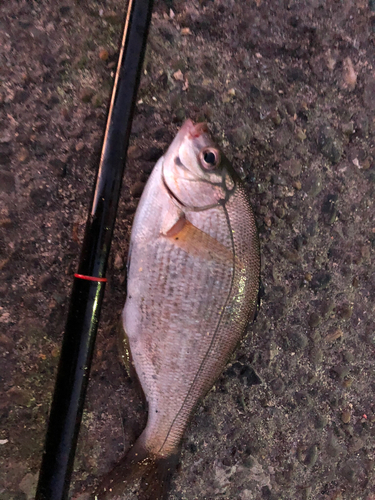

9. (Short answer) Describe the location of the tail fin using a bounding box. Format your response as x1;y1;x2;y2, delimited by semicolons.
83;438;179;500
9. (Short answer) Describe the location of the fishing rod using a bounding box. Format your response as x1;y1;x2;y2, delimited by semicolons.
35;1;154;498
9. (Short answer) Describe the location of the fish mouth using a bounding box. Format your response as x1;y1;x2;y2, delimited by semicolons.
181;119;209;139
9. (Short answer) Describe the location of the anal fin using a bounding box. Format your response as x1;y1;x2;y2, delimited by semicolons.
117;319;146;404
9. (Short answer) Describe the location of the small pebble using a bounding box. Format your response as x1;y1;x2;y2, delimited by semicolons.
339;304;353;320
280;158;302;177
341;121;355;136
282;249;301;264
270;109;281;126
285;100;296;116
0;131;12;143
285;211;298;226
293;235;303;251
270;378;285;396
173;69;184;81
342;57;357;91
308;312;321;328
325;329;343;342
263;216;272;228
361;245;371;261
361;158;371;170
304;172;322;196
274;206;285;218
304;444;318;467
295;127;306;141
51;347;60;357
341;411;351;424
288;330;308;349
18;147;29;162
317;125;343;164
349;436;364;453
99;48;109;61
114;253;124;270
61;107;70;120
75;141;85;152
180;27;192;35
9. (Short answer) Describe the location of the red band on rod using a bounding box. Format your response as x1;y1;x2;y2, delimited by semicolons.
74;274;107;283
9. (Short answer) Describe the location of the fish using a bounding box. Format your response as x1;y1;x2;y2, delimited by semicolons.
90;119;260;499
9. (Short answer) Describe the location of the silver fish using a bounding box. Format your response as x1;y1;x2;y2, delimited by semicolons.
93;119;260;499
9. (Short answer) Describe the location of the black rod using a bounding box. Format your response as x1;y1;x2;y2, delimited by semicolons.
35;1;154;499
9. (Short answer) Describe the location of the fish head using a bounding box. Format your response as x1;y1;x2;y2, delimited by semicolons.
162;120;236;210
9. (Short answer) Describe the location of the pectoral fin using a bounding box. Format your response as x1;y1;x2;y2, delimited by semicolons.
163;216;235;267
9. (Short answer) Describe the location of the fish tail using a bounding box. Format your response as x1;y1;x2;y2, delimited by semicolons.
88;437;179;500
138;452;179;500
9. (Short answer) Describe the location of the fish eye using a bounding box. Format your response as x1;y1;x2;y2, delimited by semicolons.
199;148;220;170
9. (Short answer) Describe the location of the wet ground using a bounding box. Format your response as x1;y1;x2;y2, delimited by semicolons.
1;0;375;499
